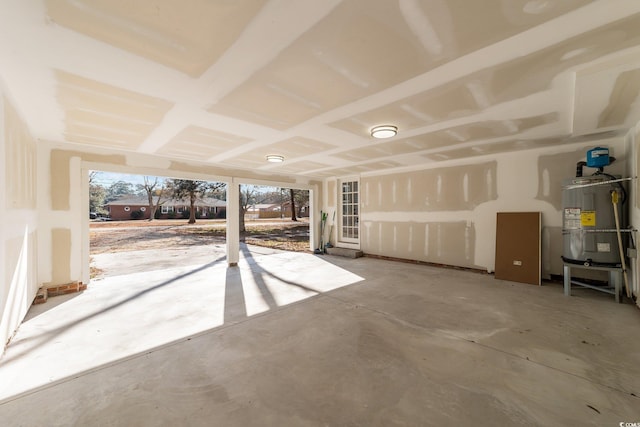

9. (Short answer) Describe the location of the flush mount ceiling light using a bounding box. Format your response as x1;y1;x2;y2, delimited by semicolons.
371;125;397;139
266;154;285;163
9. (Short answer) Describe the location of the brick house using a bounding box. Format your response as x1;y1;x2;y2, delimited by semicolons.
106;196;226;220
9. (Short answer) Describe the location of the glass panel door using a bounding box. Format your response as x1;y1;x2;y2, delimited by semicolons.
339;179;359;244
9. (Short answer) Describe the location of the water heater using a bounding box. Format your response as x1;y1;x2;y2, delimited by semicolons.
562;174;626;266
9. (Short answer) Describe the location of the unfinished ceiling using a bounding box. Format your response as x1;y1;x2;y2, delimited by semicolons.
1;0;640;179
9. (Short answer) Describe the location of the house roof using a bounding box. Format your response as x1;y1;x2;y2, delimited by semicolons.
2;2;639;180
251;204;279;210
105;196;149;206
107;196;226;208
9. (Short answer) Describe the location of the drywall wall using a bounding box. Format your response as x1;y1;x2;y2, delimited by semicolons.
628;123;640;307
0;92;38;350
327;138;628;277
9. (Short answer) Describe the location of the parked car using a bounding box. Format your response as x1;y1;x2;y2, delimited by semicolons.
90;212;111;221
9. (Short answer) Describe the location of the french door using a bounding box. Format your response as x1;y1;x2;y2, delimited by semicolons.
338;178;359;245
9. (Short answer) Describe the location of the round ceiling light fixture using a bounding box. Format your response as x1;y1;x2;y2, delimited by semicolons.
371;125;397;139
266;154;285;163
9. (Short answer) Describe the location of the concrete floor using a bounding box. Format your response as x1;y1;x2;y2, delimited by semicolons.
0;245;639;426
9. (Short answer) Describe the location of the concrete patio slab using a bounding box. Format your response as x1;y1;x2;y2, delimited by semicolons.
0;247;638;426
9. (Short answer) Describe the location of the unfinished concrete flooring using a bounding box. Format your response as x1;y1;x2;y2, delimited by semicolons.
0;246;639;426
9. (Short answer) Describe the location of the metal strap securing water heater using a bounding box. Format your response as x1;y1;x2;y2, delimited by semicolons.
579;229;636;233
563;176;636;190
561;229;636;234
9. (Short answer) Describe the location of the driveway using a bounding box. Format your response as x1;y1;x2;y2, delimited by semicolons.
91;243;284;278
90;221;308;278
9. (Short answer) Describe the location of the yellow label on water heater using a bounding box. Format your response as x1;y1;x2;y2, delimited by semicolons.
581;211;596;226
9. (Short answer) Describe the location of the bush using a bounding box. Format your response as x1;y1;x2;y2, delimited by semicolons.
181;208;190;219
216;210;226;219
154;209;161;219
168;212;176;219
130;210;144;220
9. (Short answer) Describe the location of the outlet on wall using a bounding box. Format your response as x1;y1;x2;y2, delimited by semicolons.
513;260;522;266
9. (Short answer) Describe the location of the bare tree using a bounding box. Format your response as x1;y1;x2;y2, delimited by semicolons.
290;188;297;221
280;188;308;220
239;185;259;234
139;176;166;221
294;189;309;217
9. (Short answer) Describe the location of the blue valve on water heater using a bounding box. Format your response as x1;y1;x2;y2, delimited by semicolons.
586;147;610;168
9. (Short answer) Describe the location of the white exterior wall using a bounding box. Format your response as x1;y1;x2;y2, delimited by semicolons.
0;88;39;350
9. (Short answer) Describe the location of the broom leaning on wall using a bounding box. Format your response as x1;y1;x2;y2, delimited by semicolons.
315;210;327;254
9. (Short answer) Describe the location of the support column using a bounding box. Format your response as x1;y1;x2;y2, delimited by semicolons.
81;167;90;285
226;180;240;266
310;182;323;252
309;187;317;252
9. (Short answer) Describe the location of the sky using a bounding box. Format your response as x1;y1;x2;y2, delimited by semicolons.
90;171;158;187
90;171;280;193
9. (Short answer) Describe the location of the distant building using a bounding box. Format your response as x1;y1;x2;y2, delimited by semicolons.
106;196;227;220
245;203;281;220
244;202;309;219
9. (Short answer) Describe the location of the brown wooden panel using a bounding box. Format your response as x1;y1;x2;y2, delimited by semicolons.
495;212;541;285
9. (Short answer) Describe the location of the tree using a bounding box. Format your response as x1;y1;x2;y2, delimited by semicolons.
210;186;226;201
294;189;309;217
167;179;224;224
138;176;166;222
290;188;297;221
105;180;135;203
280;188;309;220
89;182;107;215
239;185;259;233
88;171;107;215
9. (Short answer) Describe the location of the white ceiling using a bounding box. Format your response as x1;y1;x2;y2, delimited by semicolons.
1;0;640;180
